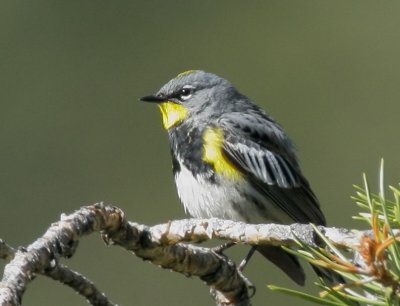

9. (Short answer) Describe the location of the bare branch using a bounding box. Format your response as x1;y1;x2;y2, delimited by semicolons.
137;218;364;250
0;205;251;306
101;209;252;305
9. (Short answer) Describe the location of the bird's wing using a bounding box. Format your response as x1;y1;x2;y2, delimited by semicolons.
218;113;326;225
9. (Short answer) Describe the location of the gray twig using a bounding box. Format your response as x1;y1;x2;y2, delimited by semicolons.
46;264;114;306
0;205;120;306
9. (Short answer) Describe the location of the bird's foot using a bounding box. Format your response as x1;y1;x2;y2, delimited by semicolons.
211;241;236;254
237;269;256;298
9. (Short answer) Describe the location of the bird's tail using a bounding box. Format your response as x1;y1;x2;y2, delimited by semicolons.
256;245;306;286
257;245;346;286
312;265;345;285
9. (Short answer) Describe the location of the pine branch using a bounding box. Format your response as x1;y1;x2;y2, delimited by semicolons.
0;200;397;305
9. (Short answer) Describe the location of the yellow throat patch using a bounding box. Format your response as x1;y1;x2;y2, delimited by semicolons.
158;102;188;129
202;128;240;179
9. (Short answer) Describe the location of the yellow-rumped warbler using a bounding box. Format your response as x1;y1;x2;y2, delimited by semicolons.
140;70;326;285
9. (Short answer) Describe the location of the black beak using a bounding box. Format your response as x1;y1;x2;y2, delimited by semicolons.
139;95;166;103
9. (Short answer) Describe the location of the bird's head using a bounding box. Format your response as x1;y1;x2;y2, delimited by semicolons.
140;70;236;129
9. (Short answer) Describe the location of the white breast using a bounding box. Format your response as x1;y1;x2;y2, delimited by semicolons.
174;162;249;221
174;161;292;224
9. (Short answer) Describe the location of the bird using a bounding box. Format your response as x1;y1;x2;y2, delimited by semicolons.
140;70;327;286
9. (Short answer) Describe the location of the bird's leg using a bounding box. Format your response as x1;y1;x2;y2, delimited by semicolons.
211;242;256;298
211;241;236;254
238;246;257;271
237;246;257;296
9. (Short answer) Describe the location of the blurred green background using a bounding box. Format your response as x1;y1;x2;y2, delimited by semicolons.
1;1;400;305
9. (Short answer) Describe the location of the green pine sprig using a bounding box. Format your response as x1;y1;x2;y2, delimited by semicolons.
268;160;400;305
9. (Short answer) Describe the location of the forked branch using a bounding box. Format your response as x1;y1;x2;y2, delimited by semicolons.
0;204;375;306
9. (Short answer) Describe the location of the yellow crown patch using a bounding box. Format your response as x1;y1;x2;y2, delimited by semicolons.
176;70;196;78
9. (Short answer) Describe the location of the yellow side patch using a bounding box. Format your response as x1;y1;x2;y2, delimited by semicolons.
158;101;188;129
202;128;241;179
177;70;195;77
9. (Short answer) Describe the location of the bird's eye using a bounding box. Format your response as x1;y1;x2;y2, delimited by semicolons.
179;87;193;100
